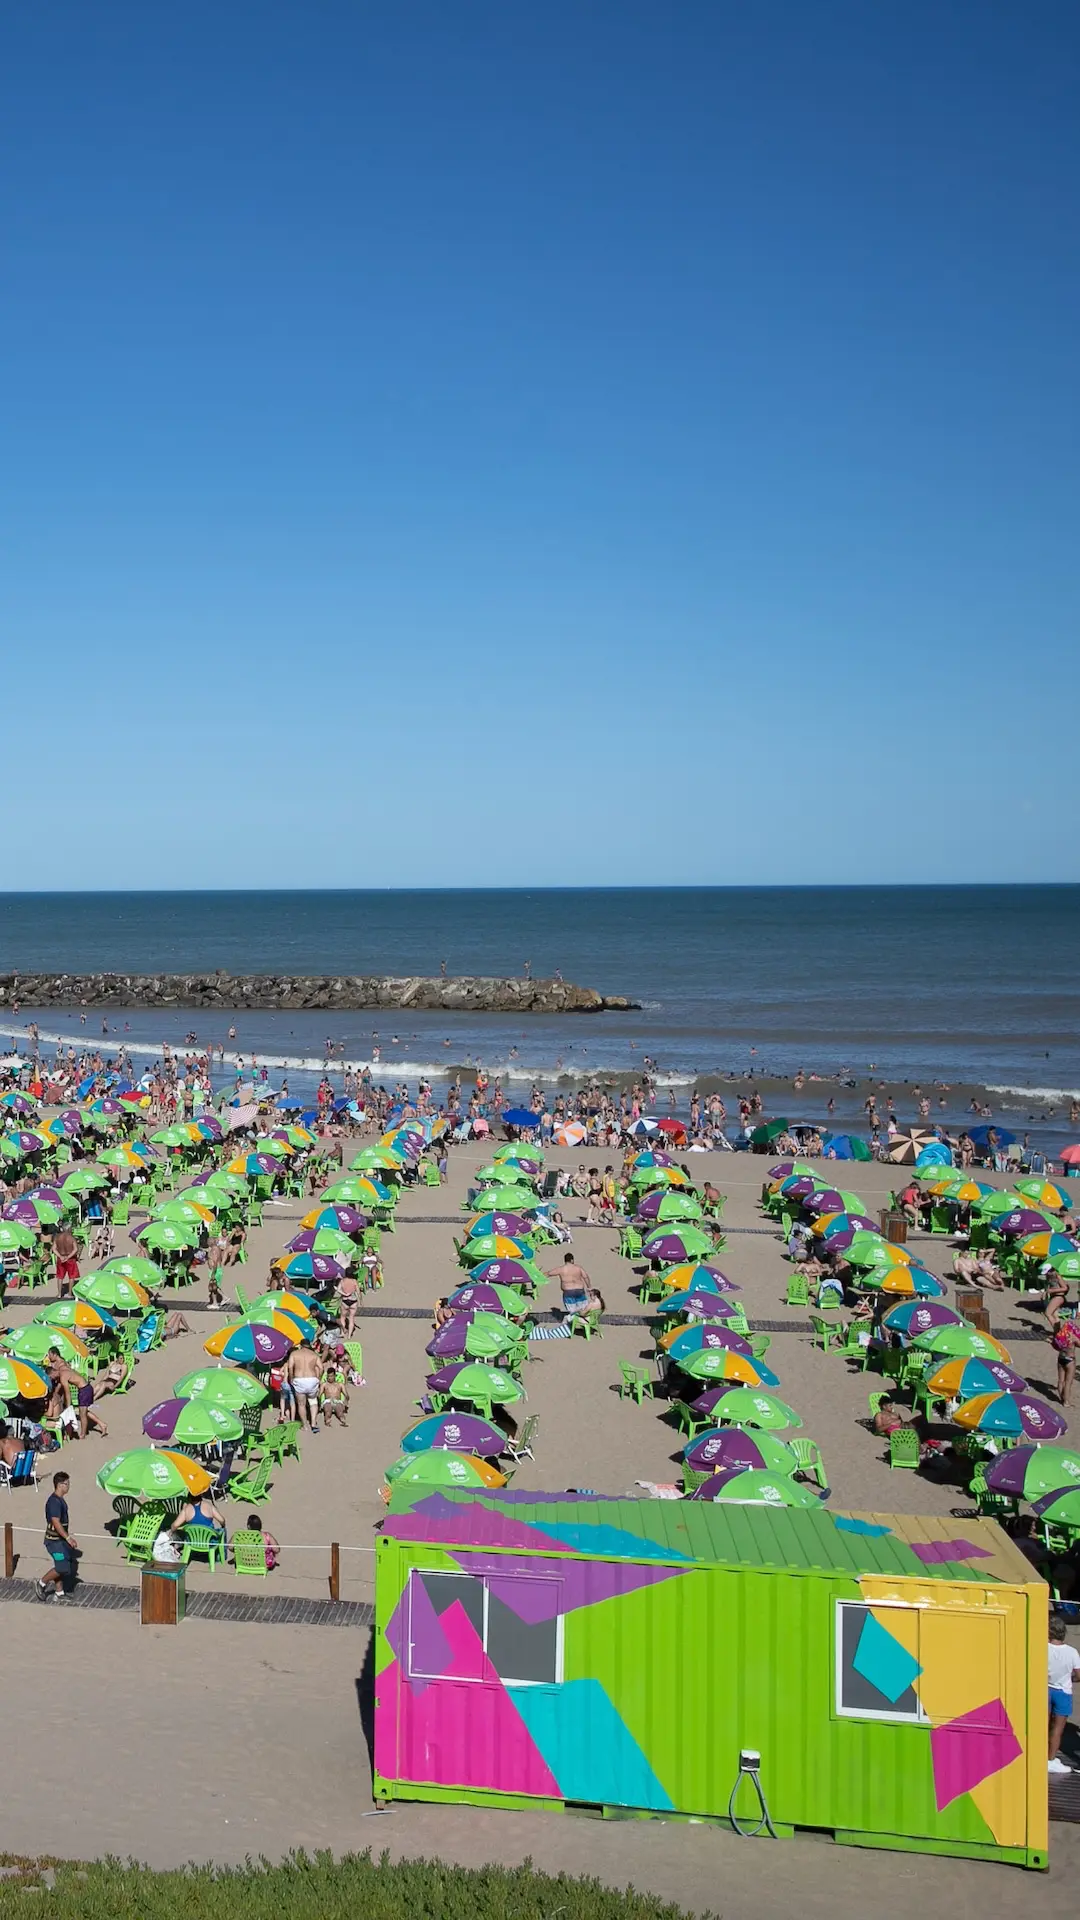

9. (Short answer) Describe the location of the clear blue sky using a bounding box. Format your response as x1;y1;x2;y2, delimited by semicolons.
2;2;1077;887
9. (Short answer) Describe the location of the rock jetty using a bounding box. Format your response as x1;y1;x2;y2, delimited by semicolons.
0;973;638;1014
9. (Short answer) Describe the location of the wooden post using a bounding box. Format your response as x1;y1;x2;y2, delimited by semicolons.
4;1522;13;1579
329;1540;341;1603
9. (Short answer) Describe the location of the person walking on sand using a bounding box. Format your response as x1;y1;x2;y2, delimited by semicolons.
286;1339;323;1434
53;1223;79;1297
1048;1616;1080;1774
1052;1314;1080;1408
38;1471;77;1604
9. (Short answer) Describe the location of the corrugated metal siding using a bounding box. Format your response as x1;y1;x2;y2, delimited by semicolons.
383;1493;1039;1584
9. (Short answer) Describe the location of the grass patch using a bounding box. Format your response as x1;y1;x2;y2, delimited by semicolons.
3;1850;714;1917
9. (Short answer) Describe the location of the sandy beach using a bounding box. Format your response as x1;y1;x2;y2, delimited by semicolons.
0;1141;1075;1910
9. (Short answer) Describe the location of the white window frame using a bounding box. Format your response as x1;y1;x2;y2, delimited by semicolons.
834;1599;927;1725
407;1569;564;1687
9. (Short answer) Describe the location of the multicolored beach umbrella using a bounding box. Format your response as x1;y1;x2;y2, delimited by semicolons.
320;1176;390;1207
0;1356;50;1401
274;1252;349;1284
985;1444;1080;1500
684;1427;798;1475
690;1468;821;1507
1015;1179;1072;1212
952;1392;1066;1441
459;1234;535;1265
657;1263;738;1295
203;1321;297;1364
882;1301;964;1338
660;1323;753;1360
36;1298;118;1334
384;1449;506;1490
3;1195;60;1228
1030;1486;1080;1529
448;1282;529;1317
687;1386;801;1430
466;1212;538;1240
468;1256;548;1292
299;1205;367;1234
142;1397;244;1445
400;1413;507;1455
656;1289;741;1321
640;1227;715;1264
1018;1232;1078;1261
285;1227;357;1259
812;1212;877;1239
926;1355;1029;1401
674;1347;780;1388
425;1313;520;1362
872;1264;948;1298
227;1152;282;1180
97;1448;212;1499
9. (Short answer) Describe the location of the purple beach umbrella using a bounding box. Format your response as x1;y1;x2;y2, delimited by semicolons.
449;1284;516;1313
641;1233;710;1264
467;1259;538;1291
401;1412;507;1455
803;1189;846;1215
881;1301;964;1338
53;1109;85;1135
466;1212;535;1239
426;1315;480;1359
141;1398;191;1440
768;1162;800;1180
657;1290;741;1320
219;1322;294;1366
279;1252;349;1284
684;1427;794;1473
779;1175;816;1198
305;1204;367;1233
23;1186;65;1210
5;1131;45;1154
4;1198;45;1226
996;1209;1052;1238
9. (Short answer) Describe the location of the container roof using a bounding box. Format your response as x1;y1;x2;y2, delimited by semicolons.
382;1491;1041;1586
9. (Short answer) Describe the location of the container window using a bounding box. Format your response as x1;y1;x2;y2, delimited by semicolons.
835;1602;926;1724
406;1570;562;1686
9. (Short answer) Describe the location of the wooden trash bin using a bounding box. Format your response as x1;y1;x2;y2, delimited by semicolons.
879;1209;908;1244
961;1305;992;1334
141;1562;186;1625
955;1287;985;1319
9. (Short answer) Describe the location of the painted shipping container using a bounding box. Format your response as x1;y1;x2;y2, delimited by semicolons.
373;1491;1049;1868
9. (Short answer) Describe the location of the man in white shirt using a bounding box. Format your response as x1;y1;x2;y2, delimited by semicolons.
1048;1616;1080;1774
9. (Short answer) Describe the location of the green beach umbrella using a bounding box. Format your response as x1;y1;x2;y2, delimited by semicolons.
996;1445;1080;1500
683;1427;798;1474
172;1184;231;1214
253;1136;292;1159
350;1147;406;1172
300;1226;357;1260
749;1120;790;1146
468;1185;540;1214
845;1232;906;1268
696;1387;802;1431
4;1324;88;1366
202;1169;250;1196
700;1469;821;1509
1049;1250;1080;1280
1033;1487;1080;1529
96;1448;212;1500
139;1220;201;1251
0;1355;50;1401
60;1165;110;1194
473;1162;533;1186
1016;1179;1072;1211
10;1196;60;1227
173;1367;268;1410
75;1270;151;1313
97;1146;141;1168
154;1196;219;1225
973;1190;1026;1219
149;1127;191;1147
0;1221;36;1252
384;1449;505;1489
101;1255;167;1287
451;1282;528;1317
911;1323;1011;1362
435;1362;523;1406
458;1313;521;1359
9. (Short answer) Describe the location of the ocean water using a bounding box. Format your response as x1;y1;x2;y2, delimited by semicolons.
0;888;1077;1134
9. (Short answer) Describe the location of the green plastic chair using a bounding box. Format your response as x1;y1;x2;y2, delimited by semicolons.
784;1272;810;1307
748;1333;771;1360
342;1340;364;1378
505;1413;538;1462
788;1437;828;1489
682;1464;713;1495
231;1529;270;1577
888;1426;921;1470
809;1313;843;1352
969;1466;1018;1521
179;1524;226;1570
617;1361;654;1405
670;1398;708;1438
569;1310;603;1341
122;1510;161;1564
